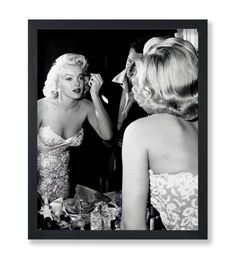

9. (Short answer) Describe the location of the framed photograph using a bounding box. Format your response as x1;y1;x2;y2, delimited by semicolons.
28;20;207;239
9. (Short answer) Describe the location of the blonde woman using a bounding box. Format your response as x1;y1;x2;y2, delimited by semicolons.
121;38;198;230
37;53;113;202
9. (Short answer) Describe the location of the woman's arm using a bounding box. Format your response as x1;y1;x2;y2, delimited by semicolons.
37;99;44;132
120;120;149;230
87;74;113;140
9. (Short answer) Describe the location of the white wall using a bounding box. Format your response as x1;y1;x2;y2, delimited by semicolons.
175;29;199;50
0;0;235;257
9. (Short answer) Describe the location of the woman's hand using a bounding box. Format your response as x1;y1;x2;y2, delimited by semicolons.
88;73;103;96
86;72;113;140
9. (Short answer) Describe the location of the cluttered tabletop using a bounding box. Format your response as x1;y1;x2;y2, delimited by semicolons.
38;185;122;230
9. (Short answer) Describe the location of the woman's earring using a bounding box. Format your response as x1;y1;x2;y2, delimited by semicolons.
57;88;62;103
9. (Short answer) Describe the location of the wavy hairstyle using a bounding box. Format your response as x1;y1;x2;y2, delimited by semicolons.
43;53;89;98
132;37;198;121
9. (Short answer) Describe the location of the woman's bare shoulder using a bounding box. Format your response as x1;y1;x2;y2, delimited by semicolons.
149;113;182;128
125;114;181;143
124;116;151;141
37;97;55;114
38;97;51;105
37;98;51;124
79;98;93;112
38;97;48;109
127;115;165;133
148;114;196;143
38;97;59;108
80;98;92;106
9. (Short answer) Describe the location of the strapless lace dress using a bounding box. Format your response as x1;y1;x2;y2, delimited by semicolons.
37;126;84;202
149;170;198;230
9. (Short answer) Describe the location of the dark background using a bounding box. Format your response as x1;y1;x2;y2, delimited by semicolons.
37;29;176;194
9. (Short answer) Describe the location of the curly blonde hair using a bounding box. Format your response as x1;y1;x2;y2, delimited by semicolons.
132;38;198;121
43;53;89;98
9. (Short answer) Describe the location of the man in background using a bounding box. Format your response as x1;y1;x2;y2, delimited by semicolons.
106;39;148;191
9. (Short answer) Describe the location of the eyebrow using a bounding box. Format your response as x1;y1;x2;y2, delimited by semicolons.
63;73;85;77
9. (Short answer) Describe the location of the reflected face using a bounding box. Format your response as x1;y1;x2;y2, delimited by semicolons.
125;48;140;78
57;65;87;100
125;48;141;91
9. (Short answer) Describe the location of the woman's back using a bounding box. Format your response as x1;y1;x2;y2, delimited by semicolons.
143;114;198;175
121;114;199;230
140;114;198;230
121;37;199;230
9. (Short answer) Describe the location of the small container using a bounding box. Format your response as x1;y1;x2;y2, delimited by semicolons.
101;211;111;230
90;207;102;230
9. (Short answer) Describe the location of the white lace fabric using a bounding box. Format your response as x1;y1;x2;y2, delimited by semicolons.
37;126;84;202
149;170;198;230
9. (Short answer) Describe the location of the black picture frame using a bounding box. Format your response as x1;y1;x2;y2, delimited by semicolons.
28;19;207;239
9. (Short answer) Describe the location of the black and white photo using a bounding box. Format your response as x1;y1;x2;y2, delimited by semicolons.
28;20;207;239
